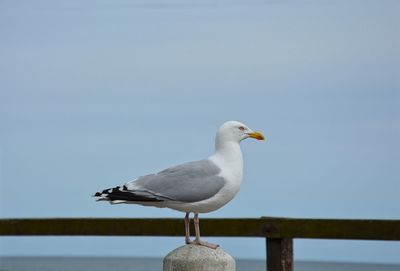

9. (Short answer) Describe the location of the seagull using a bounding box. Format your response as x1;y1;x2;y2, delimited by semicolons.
93;120;265;249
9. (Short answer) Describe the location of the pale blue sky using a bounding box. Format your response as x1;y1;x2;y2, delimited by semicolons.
1;0;399;264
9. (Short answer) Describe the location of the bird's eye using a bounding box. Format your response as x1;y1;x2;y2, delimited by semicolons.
238;126;245;131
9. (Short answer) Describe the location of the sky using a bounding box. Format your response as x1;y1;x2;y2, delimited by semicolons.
0;0;399;264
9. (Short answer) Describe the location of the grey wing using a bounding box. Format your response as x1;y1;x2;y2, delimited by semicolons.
126;159;225;202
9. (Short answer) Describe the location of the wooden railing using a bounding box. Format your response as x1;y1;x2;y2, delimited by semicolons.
1;217;400;271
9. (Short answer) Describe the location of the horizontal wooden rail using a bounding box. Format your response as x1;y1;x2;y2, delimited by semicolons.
2;217;399;271
1;217;399;240
261;217;400;240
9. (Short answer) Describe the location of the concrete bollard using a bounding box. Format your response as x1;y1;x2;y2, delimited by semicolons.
163;244;236;271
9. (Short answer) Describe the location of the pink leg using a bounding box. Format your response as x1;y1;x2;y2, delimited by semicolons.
193;213;219;249
184;212;192;244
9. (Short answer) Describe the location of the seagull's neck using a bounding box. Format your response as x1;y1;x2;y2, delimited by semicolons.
211;140;243;168
210;138;244;190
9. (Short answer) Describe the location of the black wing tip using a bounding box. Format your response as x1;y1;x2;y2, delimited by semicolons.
93;192;102;197
93;186;121;198
93;185;164;203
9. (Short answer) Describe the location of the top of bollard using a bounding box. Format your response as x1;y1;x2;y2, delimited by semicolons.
163;244;235;271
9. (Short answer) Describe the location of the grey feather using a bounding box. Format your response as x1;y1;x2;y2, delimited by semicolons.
126;159;225;203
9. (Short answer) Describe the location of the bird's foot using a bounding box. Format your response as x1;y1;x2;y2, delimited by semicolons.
185;237;193;245
192;238;219;249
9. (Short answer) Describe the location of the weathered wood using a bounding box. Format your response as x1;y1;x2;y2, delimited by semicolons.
0;218;264;237
0;217;399;240
266;238;293;271
261;217;400;240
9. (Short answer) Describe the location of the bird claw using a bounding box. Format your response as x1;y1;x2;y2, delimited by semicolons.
184;212;219;249
192;239;219;249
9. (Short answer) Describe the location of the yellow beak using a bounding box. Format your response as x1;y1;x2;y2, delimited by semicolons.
247;131;265;140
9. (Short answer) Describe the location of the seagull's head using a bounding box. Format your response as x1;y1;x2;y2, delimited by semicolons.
217;120;265;143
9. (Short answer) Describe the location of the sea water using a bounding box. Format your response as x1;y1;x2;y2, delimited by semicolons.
1;257;399;271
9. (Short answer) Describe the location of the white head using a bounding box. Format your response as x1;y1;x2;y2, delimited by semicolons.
216;121;265;145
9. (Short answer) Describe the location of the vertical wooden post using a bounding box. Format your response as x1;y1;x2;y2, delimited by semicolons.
266;238;293;271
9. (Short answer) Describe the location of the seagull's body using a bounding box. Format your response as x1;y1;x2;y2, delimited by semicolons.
94;120;264;248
